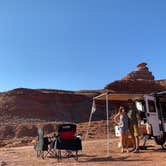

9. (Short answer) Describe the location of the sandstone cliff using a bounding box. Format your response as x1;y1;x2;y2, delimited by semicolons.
0;62;166;124
0;88;105;124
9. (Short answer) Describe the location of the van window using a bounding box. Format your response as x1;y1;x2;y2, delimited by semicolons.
148;100;156;112
160;103;166;119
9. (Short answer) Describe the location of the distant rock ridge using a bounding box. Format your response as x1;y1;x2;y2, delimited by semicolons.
0;62;166;125
0;88;102;123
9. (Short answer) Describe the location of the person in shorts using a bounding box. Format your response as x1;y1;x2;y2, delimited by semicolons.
127;99;141;153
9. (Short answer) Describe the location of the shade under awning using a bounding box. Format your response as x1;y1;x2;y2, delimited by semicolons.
94;93;145;101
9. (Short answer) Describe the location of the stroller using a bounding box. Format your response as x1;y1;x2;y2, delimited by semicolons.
56;123;82;161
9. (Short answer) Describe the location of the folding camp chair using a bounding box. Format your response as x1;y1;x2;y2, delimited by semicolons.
34;128;57;159
34;128;44;158
47;135;58;158
56;123;82;161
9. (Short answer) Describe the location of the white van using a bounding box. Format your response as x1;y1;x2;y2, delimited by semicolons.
135;91;166;147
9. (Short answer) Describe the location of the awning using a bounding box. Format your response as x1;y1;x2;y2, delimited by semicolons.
94;92;145;101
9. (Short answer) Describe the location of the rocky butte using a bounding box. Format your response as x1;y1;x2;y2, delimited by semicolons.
105;62;166;93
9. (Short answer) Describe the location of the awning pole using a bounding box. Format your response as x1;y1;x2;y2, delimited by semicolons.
106;94;110;156
85;99;95;141
85;111;93;140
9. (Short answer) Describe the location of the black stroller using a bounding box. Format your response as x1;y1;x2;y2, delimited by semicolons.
56;123;82;161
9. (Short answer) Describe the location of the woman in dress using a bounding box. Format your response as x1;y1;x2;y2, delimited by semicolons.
114;106;129;153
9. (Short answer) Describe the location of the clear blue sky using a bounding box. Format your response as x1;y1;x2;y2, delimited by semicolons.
0;0;166;91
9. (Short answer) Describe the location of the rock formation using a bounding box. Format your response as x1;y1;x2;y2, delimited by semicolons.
0;62;166;142
122;62;155;80
0;62;166;124
0;62;165;124
105;62;166;93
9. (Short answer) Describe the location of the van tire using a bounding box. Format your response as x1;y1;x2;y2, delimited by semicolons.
154;135;166;146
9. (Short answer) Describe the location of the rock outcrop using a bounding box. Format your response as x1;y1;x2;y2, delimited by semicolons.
157;80;166;89
0;62;165;125
0;62;166;124
0;88;104;124
0;62;166;142
122;62;155;80
105;62;166;93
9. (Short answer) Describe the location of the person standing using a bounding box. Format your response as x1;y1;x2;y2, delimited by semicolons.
114;106;129;153
127;99;141;153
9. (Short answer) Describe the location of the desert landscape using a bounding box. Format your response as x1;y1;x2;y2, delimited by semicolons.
0;63;166;165
1;0;166;165
1;138;166;166
0;115;166;166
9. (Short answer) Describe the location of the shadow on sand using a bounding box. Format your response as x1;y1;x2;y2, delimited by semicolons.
47;153;97;160
153;148;166;152
79;155;152;163
140;145;166;152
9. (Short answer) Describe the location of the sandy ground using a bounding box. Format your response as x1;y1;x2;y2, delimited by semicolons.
0;138;166;166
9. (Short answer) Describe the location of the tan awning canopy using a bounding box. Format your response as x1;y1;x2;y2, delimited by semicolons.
94;92;145;101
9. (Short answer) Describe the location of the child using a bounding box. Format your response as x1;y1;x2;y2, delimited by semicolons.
114;106;129;153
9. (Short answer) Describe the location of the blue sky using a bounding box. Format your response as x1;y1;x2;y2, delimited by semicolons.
0;0;166;91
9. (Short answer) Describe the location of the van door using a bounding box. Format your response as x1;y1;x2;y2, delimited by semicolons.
145;95;161;136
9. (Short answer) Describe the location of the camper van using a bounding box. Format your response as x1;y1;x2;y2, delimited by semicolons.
135;91;166;147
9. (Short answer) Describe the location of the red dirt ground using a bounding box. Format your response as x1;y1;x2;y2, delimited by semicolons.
0;138;166;166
